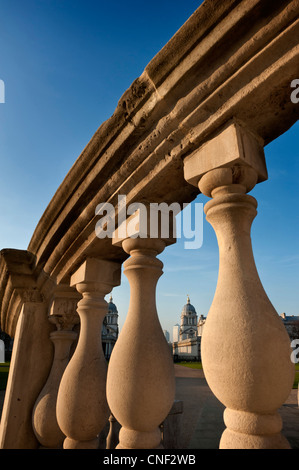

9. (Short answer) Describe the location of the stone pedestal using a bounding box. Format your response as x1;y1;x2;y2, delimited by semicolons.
184;122;295;449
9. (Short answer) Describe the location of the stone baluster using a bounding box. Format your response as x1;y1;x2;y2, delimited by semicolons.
56;258;121;449
32;287;80;448
183;121;295;449
106;208;176;449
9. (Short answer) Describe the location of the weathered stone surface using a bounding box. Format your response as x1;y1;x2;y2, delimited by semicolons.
24;0;299;288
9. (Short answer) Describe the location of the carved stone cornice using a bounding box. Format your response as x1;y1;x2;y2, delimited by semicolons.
25;0;299;286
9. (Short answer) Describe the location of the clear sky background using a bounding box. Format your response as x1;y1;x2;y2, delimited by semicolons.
0;1;298;340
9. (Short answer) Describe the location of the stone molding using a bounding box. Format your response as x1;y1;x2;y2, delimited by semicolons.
0;249;43;337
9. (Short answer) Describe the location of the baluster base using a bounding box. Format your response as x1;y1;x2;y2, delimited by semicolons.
220;408;291;449
220;429;291;449
116;427;163;449
64;437;99;449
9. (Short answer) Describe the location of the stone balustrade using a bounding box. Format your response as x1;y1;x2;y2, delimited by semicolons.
0;0;298;449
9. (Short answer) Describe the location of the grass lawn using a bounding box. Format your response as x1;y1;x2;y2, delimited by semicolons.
0;362;10;390
176;361;203;370
0;361;298;392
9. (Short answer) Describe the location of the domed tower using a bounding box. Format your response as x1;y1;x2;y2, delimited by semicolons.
179;295;198;341
102;295;119;359
107;295;119;332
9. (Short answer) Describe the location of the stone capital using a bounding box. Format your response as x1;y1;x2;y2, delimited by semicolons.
70;258;121;292
48;285;81;331
184;121;268;190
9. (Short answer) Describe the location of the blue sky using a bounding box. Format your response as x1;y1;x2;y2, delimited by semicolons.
0;1;298;339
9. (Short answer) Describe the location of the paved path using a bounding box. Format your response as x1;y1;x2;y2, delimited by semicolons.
174;364;224;448
174;364;299;449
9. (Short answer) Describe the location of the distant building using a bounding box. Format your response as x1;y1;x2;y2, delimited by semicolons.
102;295;119;360
163;329;170;342
1;299;119;363
173;296;206;361
280;313;299;340
179;296;198;340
